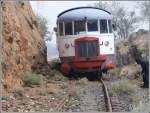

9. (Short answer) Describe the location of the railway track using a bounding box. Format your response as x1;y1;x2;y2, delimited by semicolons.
100;73;128;112
100;78;112;112
56;73;127;112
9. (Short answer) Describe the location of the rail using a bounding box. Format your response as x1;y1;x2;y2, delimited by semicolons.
100;78;112;112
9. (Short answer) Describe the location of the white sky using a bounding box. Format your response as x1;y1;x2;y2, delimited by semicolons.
30;1;149;60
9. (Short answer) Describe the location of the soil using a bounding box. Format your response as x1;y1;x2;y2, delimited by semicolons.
65;81;107;112
2;75;73;112
2;71;149;112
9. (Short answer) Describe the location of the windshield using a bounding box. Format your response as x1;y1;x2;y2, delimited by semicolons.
108;20;112;33
87;20;98;31
74;21;86;35
65;22;72;35
100;20;108;33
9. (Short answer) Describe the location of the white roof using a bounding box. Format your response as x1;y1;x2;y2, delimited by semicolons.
57;7;112;22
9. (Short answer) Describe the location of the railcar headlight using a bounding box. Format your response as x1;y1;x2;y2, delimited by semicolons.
104;41;109;46
65;43;70;48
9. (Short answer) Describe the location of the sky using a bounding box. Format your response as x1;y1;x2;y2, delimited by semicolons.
30;1;149;61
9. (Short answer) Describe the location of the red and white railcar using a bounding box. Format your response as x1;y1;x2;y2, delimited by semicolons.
56;7;115;79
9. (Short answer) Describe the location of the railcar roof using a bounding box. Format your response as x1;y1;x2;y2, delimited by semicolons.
57;7;112;22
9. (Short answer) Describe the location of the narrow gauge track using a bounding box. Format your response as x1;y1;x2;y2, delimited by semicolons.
100;73;128;112
56;73;126;112
100;78;112;112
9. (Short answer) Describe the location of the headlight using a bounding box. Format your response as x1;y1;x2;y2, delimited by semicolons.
104;41;109;46
65;43;70;48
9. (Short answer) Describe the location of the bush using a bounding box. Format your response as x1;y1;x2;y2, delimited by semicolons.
109;79;138;96
36;15;48;37
13;87;25;95
54;71;65;81
36;15;52;41
2;95;9;100
22;72;42;85
115;67;121;78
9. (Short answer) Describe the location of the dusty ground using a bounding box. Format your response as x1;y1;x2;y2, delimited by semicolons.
65;81;107;112
2;74;71;112
2;70;149;112
2;75;106;112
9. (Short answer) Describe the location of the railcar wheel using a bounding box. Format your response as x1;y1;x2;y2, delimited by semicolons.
63;71;79;80
97;71;102;80
63;73;72;78
86;75;96;81
86;72;101;81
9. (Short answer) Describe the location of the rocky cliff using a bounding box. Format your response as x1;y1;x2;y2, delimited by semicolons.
1;1;47;90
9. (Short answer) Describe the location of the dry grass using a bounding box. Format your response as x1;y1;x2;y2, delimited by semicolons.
109;79;138;96
75;78;88;86
132;101;150;112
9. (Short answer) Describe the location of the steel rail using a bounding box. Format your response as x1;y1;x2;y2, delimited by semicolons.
100;78;112;112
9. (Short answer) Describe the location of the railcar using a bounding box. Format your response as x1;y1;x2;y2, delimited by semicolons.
56;7;115;80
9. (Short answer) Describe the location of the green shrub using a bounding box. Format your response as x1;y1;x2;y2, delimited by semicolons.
36;15;48;37
2;95;9;100
115;67;121;78
55;71;64;81
55;74;63;81
109;79;138;95
13;87;25;95
22;72;41;85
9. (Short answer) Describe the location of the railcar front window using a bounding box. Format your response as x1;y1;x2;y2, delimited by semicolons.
100;20;108;33
59;22;63;36
108;20;112;33
87;20;98;31
65;22;72;35
74;21;85;35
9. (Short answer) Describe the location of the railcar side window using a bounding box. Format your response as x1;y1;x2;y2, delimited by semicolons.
100;20;108;33
59;22;63;36
87;20;98;31
65;22;72;35
74;21;85;35
108;20;112;33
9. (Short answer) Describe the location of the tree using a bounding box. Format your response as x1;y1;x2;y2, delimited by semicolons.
137;1;149;20
112;8;140;39
93;1;109;10
36;15;53;41
92;1;140;39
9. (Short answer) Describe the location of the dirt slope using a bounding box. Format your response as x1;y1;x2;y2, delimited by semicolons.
1;1;47;90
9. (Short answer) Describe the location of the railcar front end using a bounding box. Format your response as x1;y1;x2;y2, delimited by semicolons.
56;7;115;79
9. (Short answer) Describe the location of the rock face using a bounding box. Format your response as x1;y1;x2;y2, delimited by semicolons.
1;1;47;90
